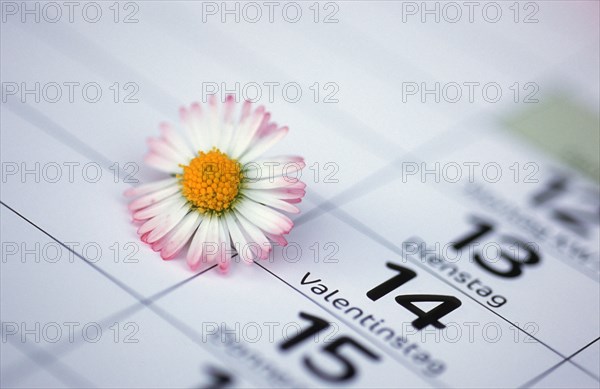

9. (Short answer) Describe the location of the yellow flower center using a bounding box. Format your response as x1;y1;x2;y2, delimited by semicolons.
178;148;243;213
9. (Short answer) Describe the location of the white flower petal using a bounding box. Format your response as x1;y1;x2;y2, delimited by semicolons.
265;232;288;247
124;177;178;197
144;153;181;173
147;137;186;165
245;187;306;200
128;183;181;211
243;156;305;181
206;95;221;150
230;106;266;159
235;198;293;235
160;211;202;260
146;201;191;243
138;197;187;236
244;175;306;190
233;210;272;260
186;215;213;270
160;122;195;161
239;100;252;122
202;214;223;264
215;219;232;271
132;193;181;221
239;126;288;164
180;103;207;152
242;192;299;214
224;212;254;264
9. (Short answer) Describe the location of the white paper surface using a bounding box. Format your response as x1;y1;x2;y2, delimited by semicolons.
1;1;599;388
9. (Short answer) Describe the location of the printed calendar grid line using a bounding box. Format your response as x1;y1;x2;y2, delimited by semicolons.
0;333;96;388
291;17;600;247
2;4;595;165
308;195;600;382
5;21;183;121
518;337;600;388
19;1;598;138
21;21;403;161
295;142;600;284
22;2;519;163
0;236;221;386
0;201;146;302
178;14;492;156
0;244;241;382
200;2;600;152
3;102;132;180
201;4;563;126
0;202;275;388
294;108;489;227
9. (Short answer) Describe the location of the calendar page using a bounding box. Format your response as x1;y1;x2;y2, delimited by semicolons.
1;1;599;388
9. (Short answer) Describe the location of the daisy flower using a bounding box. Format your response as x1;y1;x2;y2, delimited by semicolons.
125;96;306;273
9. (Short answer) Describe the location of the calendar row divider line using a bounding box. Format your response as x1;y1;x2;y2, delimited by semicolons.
518;336;600;388
1;250;220;382
21;20;404;161
0;201;146;302
294;108;486;228
0;325;96;388
0;201;274;388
